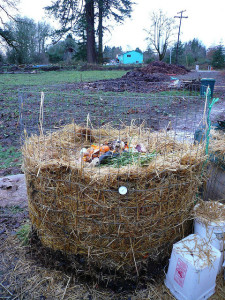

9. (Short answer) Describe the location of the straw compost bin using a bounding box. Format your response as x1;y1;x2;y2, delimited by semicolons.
22;123;206;272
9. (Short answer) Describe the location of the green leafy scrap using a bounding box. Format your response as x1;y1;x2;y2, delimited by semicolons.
101;151;156;168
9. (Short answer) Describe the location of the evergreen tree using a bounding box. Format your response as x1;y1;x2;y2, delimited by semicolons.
103;46;123;61
45;0;93;61
143;47;156;63
45;0;134;63
46;0;96;63
96;0;133;63
211;45;225;69
170;41;185;65
74;13;87;61
47;34;77;63
135;47;142;53
184;38;206;64
85;0;96;63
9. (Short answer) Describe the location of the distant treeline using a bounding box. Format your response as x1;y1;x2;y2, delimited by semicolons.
0;17;224;69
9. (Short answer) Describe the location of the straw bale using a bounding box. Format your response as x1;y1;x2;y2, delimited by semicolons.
22;123;206;272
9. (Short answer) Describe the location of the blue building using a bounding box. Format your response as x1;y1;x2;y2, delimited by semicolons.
117;50;143;64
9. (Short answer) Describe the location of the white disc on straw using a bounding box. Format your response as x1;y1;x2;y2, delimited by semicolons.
119;186;127;195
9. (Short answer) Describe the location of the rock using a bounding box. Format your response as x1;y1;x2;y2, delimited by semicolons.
0;174;28;208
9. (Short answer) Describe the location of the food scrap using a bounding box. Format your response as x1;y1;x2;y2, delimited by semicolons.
80;140;155;167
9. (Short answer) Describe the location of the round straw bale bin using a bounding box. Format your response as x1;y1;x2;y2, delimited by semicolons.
23;124;205;271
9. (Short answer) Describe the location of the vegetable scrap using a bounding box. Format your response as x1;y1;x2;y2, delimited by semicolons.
80;140;155;167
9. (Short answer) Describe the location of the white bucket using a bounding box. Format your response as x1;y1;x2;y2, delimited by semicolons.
165;234;221;300
194;219;225;251
194;202;225;252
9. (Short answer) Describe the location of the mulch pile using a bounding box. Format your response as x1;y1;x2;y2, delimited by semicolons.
140;61;190;75
122;71;170;82
121;61;190;83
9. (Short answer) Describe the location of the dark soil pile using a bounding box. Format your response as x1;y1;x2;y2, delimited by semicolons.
122;71;170;82
140;61;190;75
78;63;180;93
78;78;169;93
120;61;189;83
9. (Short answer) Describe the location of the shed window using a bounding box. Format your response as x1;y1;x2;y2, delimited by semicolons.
127;54;131;57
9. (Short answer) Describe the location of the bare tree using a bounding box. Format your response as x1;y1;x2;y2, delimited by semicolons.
145;10;175;61
0;0;19;48
0;0;19;24
36;22;52;54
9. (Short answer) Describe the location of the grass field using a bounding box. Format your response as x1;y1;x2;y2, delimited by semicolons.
0;70;127;90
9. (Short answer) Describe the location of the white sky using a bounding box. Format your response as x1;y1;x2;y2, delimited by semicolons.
18;0;225;51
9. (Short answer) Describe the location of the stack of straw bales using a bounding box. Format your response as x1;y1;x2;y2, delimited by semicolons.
22;123;206;273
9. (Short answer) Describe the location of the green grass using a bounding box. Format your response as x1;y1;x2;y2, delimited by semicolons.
157;90;199;97
16;221;31;246
9;205;25;214
0;145;21;168
0;70;126;90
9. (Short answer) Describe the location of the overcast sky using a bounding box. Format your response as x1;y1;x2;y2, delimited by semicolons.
18;0;225;51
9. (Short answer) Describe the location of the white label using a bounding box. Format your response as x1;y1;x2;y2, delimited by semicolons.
118;186;127;195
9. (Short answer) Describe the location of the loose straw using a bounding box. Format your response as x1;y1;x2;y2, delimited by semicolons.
39;92;44;136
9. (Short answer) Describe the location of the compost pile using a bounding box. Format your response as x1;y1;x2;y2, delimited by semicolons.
77;61;191;93
110;61;190;90
140;61;190;75
122;71;170;82
121;61;189;82
22;123;205;277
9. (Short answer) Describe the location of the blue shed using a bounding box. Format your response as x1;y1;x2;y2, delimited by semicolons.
117;50;143;64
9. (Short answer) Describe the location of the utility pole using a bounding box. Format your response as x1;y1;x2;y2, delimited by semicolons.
174;10;188;65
